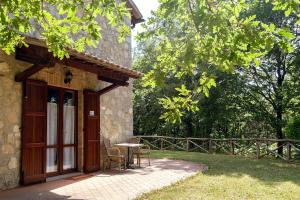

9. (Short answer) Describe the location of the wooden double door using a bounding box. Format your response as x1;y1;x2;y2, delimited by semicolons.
46;86;78;177
21;80;100;185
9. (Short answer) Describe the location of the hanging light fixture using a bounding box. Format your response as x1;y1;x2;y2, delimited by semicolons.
64;67;73;84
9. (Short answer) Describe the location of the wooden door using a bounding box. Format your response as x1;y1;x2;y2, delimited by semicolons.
46;88;78;176
22;80;47;185
84;90;100;173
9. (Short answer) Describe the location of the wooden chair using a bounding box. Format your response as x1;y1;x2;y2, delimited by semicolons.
104;139;126;171
129;137;151;167
128;137;140;144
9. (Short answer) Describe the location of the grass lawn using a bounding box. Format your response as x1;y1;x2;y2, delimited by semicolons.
137;150;300;200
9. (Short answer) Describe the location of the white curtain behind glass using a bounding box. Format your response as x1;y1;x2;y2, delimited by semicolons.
63;147;75;170
47;103;58;173
63;105;75;169
63;105;74;144
47;103;57;145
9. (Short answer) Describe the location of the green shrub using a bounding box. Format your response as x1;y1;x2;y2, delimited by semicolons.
286;116;300;140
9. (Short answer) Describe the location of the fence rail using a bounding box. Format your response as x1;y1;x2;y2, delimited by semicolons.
135;136;300;162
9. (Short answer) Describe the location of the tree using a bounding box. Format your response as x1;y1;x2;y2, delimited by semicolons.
238;1;300;154
135;1;300;155
286;116;300;140
133;36;274;139
133;38;185;135
0;0;130;59
138;0;300;123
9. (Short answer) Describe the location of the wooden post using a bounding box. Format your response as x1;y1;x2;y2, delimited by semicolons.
186;138;189;152
231;140;235;155
256;140;260;159
209;139;212;154
287;142;292;161
160;137;163;150
173;138;176;150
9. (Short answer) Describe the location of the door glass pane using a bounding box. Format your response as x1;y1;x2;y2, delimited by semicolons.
46;148;57;173
63;147;75;170
63;91;75;145
47;89;58;146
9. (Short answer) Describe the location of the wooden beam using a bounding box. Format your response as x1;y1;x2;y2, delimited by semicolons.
59;58;100;74
15;64;45;82
15;45;121;80
98;84;120;96
98;76;129;86
58;58;130;83
98;70;129;82
15;45;56;82
16;45;52;64
15;44;138;84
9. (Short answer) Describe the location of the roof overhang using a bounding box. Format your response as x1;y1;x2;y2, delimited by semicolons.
14;37;143;87
126;0;145;28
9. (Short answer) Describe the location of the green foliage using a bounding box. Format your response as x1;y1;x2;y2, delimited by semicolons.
0;0;130;59
133;0;300;140
159;85;199;124
137;0;300;123
134;55;276;138
286;116;300;140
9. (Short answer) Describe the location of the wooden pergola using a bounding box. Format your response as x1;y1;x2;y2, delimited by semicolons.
15;37;143;95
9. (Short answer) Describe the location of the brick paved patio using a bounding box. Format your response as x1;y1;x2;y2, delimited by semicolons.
0;159;208;200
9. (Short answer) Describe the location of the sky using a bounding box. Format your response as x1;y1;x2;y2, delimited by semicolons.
132;0;159;48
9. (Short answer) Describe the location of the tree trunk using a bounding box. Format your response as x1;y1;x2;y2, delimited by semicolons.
275;48;285;156
185;117;194;137
276;109;284;156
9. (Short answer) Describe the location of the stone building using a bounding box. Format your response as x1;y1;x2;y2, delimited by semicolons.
0;0;143;190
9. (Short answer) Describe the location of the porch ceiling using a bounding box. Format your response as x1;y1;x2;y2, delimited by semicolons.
15;37;142;85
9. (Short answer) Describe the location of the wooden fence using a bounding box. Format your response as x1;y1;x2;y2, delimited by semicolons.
135;136;300;162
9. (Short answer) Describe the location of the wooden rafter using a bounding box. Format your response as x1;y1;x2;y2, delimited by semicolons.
22;38;143;78
15;44;141;84
15;64;44;82
59;59;129;84
98;76;129;86
98;84;120;96
98;82;129;96
15;61;55;82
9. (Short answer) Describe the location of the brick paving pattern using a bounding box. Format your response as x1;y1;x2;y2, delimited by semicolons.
0;159;208;200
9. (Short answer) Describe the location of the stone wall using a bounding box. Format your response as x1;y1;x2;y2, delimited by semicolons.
0;55;23;190
86;17;132;68
0;13;133;190
29;5;132;69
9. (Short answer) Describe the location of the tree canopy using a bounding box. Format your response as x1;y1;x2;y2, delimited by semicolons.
134;0;300;143
137;0;300;124
0;0;131;59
